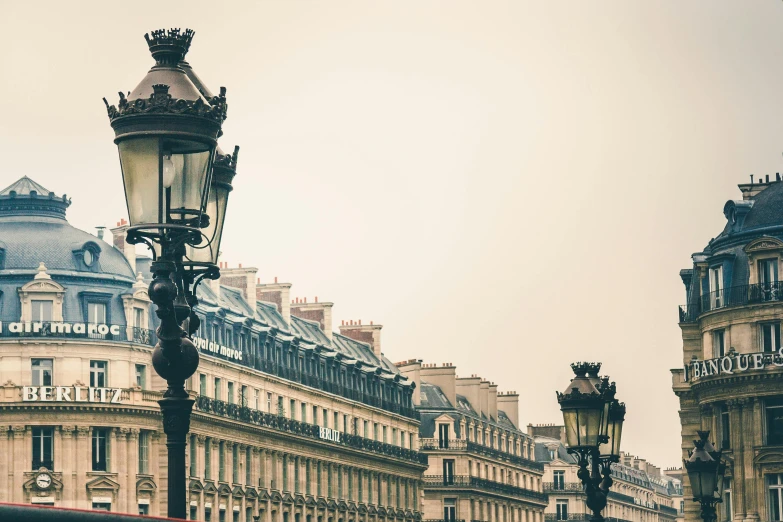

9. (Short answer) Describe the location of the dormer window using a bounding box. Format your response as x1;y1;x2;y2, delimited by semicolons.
73;241;101;271
759;258;779;300
710;266;724;309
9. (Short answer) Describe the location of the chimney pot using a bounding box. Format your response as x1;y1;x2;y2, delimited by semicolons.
359;319;361;325
767;175;770;183
777;173;781;181
239;263;242;268
370;320;373;325
275;276;278;283
304;297;307;303
258;278;260;284
315;296;318;303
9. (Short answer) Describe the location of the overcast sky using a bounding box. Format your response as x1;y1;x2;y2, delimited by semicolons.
3;1;783;468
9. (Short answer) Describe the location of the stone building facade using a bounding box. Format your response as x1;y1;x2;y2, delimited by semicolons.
397;362;547;522
674;176;783;522
529;426;680;522
0;177;427;521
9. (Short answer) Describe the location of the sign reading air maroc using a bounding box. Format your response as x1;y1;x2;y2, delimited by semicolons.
318;427;342;443
23;386;124;404
685;350;783;382
191;335;243;362
0;321;122;336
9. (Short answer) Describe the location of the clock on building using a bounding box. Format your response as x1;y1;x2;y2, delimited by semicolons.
36;473;51;489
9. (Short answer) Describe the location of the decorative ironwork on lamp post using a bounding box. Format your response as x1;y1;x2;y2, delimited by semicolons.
556;362;626;522
103;28;238;519
684;430;726;522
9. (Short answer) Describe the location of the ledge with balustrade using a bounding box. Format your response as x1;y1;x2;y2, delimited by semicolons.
194;395;428;467
421;475;547;504
418;438;543;472
542;482;583;493
544;515;631;522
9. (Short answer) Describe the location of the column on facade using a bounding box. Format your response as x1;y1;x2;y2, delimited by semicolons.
58;426;74;507
127;429;139;514
10;426;26;503
75;427;89;506
745;398;761;521
150;431;163;516
196;435;206;481
116;428;128;513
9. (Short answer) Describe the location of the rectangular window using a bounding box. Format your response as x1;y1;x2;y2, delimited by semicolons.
444;498;456;522
721;404;731;450
205;439;212;480
135;364;146;389
219;442;226;482
246;448;252;485
364;420;369;438
439;424;450;448
443;459;455;485
190;435;197;477
710;266;724;309
768;399;783;445
383;426;387;443
90;361;107;387
770;474;783;522
227;382;234;405
301;403;307;423
233;444;239;483
133;307;144;328
92;503;111;512
32;427;53;470
313;405;319;426
200;374;207;396
87;302;106;324
723;479;732;522
139;505;149;516
762;323;782;353
254;388;260;410
240;385;248;407
374;423;379;441
334;412;338;430
291;399;296;420
31;359;53;386
138;432;149;474
760;258;779;293
713;329;726;358
92;428;110;472
267;392;272;413
214;378;221;401
31;300;53;322
278;396;285;416
556;501;568;522
553;470;565;490
323;409;328;427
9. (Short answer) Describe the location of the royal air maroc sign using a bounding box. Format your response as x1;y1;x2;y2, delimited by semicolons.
0;321;122;336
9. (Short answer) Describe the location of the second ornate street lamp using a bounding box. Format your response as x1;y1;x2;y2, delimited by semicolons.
684;431;726;522
556;362;625;522
103;28;234;519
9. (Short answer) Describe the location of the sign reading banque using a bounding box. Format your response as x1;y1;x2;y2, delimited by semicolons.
685;350;783;382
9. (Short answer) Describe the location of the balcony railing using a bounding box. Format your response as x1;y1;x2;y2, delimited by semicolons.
194;396;428;466
0;321;157;346
544;515;589;522
679;282;783;322
421;475;547;503
418;439;543;471
543;482;583;492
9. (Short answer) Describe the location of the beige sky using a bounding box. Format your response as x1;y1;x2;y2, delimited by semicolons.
2;0;782;467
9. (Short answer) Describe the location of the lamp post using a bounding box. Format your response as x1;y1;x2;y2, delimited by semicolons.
556;362;625;522
684;431;726;522
103;28;236;519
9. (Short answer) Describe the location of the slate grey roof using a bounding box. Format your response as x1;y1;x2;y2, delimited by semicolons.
737;181;783;231
419;382;454;409
0;176;51;196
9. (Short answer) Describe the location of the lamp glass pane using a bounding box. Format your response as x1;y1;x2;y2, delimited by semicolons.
599;400;611;439
164;139;212;224
578;406;602;447
563;410;579;447
185;180;229;265
118;138;161;226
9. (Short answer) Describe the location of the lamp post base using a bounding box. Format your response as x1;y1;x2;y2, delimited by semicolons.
159;396;195;519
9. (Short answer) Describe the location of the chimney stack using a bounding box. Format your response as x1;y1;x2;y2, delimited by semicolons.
497;391;520;428
257;278;292;325
339;322;383;358
110;219;135;274
219;264;258;311
456;375;482;415
291;299;334;339
420;362;457;407
396;359;422;405
488;383;498;421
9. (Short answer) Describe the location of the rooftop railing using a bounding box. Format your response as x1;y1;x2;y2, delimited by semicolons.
194;395;428;467
679;282;783;322
421;475;547;503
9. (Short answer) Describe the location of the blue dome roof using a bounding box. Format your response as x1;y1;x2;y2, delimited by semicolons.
0;177;135;281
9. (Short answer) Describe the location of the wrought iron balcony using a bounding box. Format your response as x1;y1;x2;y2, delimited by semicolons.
679;281;783;322
544;515;589;521
418;439;542;472
421;475;547;503
194;396;428;466
543;482;583;492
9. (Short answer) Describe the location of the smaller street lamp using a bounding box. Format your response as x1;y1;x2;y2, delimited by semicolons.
684;431;726;522
556;363;625;522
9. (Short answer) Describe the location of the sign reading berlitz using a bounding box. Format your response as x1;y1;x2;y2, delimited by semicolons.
23;386;124;404
319;427;341;443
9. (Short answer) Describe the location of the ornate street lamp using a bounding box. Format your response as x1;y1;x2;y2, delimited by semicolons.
556;362;625;522
684;431;726;522
103;28;232;519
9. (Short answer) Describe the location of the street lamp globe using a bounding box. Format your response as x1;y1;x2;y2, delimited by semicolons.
557;362;607;450
684;433;721;502
104;29;227;238
600;400;626;460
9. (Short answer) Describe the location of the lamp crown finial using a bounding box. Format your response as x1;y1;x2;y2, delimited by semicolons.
570;362;601;377
144;28;195;66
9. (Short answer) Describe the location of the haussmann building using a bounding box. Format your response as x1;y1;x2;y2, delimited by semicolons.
0;176;428;521
674;174;783;522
